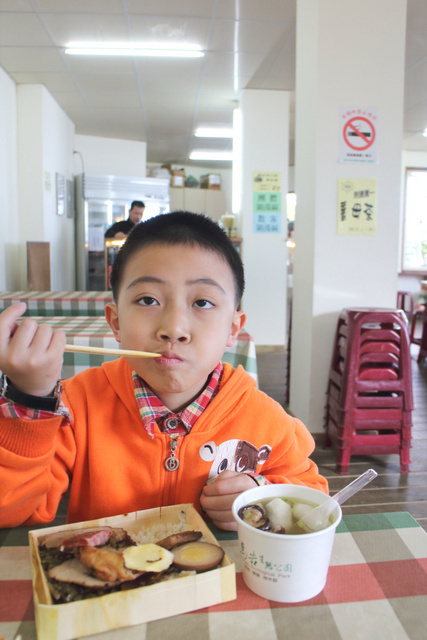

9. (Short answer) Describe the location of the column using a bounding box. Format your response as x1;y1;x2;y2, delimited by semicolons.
239;89;289;346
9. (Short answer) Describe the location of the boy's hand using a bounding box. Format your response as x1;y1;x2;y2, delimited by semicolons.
0;303;66;396
200;470;258;531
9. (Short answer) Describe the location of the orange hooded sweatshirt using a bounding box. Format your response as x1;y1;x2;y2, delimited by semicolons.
0;359;327;528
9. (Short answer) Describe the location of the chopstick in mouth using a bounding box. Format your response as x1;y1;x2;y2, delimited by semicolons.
64;345;159;358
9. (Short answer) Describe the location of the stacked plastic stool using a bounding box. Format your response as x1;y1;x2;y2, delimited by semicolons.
324;308;413;474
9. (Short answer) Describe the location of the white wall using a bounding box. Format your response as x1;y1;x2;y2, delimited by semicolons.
17;85;75;290
0;67;19;290
42;90;76;290
73;134;147;177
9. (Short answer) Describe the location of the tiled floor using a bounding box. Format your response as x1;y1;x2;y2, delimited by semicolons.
256;344;427;531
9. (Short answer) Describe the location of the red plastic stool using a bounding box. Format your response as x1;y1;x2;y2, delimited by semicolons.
410;306;427;363
396;291;415;322
324;308;413;473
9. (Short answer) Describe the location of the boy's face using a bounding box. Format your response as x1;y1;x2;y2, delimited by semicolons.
105;243;246;412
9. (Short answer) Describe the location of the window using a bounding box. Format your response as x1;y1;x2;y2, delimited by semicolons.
402;168;427;272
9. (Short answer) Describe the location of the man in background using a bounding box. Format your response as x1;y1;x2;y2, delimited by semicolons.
105;200;145;239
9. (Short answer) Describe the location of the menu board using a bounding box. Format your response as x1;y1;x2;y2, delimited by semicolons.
253;172;282;233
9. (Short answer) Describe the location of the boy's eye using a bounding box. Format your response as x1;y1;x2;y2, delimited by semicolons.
137;296;159;306
194;299;214;309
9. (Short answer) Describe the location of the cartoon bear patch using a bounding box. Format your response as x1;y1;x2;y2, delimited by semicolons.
199;439;271;480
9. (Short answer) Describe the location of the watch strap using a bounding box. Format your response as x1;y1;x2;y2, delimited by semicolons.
1;375;62;412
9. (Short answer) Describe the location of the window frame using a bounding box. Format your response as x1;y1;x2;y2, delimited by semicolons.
401;167;427;275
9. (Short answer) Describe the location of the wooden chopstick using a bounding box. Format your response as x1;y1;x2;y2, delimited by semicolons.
64;345;159;358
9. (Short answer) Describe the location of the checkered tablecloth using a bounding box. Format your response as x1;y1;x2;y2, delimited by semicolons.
15;316;258;385
0;512;426;640
0;291;113;316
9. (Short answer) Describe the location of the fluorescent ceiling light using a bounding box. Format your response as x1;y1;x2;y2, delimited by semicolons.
423;128;427;137
65;42;204;58
190;151;233;161
195;127;233;138
232;108;241;214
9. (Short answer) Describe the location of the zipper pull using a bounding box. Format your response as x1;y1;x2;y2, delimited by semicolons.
165;434;180;471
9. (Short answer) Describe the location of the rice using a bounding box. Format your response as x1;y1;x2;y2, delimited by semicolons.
131;510;190;545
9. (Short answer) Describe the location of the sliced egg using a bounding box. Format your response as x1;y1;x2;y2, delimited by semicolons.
172;542;224;572
123;543;174;572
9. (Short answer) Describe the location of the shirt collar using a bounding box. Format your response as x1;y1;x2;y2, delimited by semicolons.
132;363;223;437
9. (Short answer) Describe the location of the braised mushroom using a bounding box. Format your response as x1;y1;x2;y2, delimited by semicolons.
238;504;271;530
156;530;203;550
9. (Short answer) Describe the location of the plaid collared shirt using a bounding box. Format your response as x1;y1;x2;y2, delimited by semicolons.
132;362;223;438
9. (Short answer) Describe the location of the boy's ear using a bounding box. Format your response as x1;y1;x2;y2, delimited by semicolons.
104;303;121;343
226;309;246;347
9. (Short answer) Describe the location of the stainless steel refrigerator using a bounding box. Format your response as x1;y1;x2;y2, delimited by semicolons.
75;173;170;290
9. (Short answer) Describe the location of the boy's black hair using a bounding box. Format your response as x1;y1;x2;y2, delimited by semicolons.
110;210;245;307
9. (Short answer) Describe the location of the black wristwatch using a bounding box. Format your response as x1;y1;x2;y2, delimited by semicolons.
0;374;62;412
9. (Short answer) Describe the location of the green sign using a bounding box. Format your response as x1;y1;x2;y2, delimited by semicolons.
253;192;282;214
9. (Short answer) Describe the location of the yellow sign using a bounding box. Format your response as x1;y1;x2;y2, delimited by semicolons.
253;172;282;192
337;178;377;236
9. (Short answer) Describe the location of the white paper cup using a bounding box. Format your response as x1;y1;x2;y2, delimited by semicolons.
232;484;342;603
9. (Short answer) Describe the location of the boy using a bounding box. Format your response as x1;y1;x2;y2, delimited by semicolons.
0;211;327;530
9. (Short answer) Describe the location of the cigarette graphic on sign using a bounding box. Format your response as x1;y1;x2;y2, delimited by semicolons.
343;116;376;151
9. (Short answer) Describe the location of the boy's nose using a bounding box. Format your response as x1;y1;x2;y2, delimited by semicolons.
156;308;190;344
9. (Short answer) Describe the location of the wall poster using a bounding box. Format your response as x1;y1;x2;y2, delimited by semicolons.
252;172;282;233
337;178;377;236
56;173;65;216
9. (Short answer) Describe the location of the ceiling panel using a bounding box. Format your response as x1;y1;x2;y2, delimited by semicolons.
1;0;427;164
0;46;65;72
143;91;200;112
210;19;290;54
195;107;234;125
65;56;135;75
11;71;76;91
126;0;216;19
216;0;296;22
50;90;94;112
0;0;33;10
203;51;266;78
133;56;205;78
76;72;138;94
34;0;123;12
143;106;195;124
81;89;142;109
128;15;212;45
403;101;427;133
0;13;52;45
41;13;129;43
136;74;201;94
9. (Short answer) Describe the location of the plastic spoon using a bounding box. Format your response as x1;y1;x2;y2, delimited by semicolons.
289;468;378;534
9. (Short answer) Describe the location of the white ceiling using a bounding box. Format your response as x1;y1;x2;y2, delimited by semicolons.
1;0;426;169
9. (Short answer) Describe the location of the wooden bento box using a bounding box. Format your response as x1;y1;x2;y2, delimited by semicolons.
29;503;236;640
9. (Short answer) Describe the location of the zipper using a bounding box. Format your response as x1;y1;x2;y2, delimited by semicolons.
163;434;182;506
165;433;181;471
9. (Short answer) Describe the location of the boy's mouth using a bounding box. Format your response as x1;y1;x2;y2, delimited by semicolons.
156;351;183;366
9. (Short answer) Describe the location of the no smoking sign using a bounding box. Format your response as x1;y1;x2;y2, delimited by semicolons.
340;107;378;163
